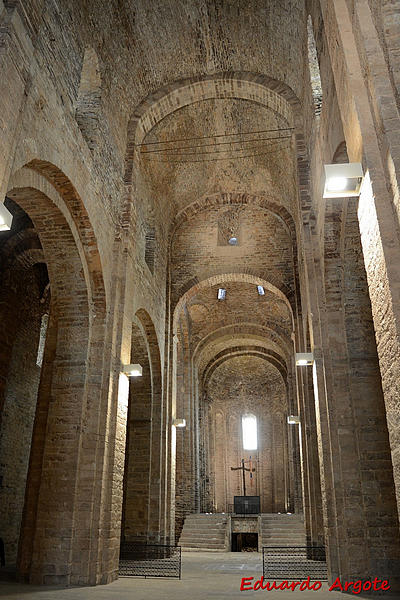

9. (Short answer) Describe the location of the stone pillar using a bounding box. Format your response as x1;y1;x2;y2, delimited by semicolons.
303;219;400;586
320;0;400;522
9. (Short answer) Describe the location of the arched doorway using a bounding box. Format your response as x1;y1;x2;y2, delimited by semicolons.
121;310;164;544
0;162;108;585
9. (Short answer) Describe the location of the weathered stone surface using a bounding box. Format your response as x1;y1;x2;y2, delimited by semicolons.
0;0;399;591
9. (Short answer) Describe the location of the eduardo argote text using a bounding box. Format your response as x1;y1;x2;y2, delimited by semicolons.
240;576;391;594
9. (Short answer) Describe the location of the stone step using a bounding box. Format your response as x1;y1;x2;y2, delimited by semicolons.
185;521;227;529
183;524;228;528
259;513;306;549
179;513;228;551
180;535;225;546
181;527;226;532
185;514;228;517
180;531;226;537
261;532;306;536
179;542;227;550
180;543;226;549
261;539;306;544
261;529;305;539
262;542;307;547
180;547;227;552
261;521;304;529
262;527;304;531
184;518;228;524
261;525;304;529
260;516;303;520
261;518;303;523
180;536;226;542
180;538;225;546
262;532;304;536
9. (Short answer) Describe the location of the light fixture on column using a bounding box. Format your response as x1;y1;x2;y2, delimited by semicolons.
295;352;314;366
323;163;363;198
122;363;143;377
0;202;13;231
287;415;300;425
172;418;186;428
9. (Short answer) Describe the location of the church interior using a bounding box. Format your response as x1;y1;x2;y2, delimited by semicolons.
1;0;400;597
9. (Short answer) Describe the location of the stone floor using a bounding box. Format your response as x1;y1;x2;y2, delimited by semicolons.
0;552;397;599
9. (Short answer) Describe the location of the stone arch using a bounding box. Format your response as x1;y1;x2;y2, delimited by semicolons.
170;194;300;309
0;202;49;566
122;72;313;227
122;318;153;543
136;308;162;388
8;161;106;312
135;308;164;541
2;161;108;585
194;324;294;366
206;353;290;512
332;140;349;164
202;346;288;387
124;72;301;183
171;191;297;242
173;273;294;332
122;308;164;543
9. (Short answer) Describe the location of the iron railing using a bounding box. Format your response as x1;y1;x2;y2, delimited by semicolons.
262;546;328;581
119;542;181;579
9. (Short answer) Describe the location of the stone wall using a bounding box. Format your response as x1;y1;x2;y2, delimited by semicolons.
207;357;289;514
1;0;400;590
0;201;49;565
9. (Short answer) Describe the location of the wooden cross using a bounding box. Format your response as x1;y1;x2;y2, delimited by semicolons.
231;457;256;496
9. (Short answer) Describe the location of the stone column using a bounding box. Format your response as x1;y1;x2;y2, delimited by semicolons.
302;218;400;586
320;0;400;522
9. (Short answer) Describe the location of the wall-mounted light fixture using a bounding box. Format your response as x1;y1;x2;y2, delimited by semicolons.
287;415;301;425
0;202;13;231
173;418;186;428
122;363;143;377
295;352;314;366
218;288;226;301
323;163;363;198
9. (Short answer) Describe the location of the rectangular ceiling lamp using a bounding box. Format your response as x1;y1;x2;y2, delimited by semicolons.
295;352;314;366
122;363;143;377
0;203;13;231
287;415;300;425
217;288;226;301
323;163;363;198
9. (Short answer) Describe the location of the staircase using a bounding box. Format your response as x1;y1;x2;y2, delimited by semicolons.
179;514;229;551
260;513;306;547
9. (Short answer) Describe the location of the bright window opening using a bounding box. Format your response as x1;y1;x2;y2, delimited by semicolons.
242;414;258;450
307;15;322;117
36;313;49;367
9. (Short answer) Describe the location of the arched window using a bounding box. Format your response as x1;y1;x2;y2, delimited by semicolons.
307;15;322;118
242;414;258;450
144;224;156;273
75;47;102;151
36;313;49;367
